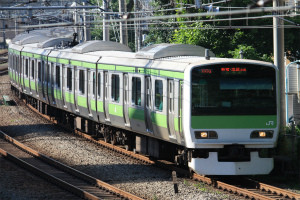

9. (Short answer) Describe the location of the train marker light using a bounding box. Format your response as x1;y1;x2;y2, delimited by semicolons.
201;132;208;138
259;131;266;138
250;131;273;139
195;131;218;139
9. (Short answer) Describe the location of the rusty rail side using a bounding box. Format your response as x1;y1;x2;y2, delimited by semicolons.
0;146;100;200
257;182;300;199
23;98;300;200
0;130;143;200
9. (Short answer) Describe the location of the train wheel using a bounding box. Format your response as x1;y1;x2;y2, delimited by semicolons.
103;129;111;143
110;133;116;145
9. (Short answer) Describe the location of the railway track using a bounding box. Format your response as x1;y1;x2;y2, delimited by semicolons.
24;100;300;200
0;130;143;200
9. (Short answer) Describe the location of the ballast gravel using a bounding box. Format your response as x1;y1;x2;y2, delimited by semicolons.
0;73;243;200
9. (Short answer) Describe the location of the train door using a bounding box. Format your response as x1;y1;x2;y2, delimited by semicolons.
87;70;94;117
167;79;176;138
20;56;24;91
50;63;56;105
42;60;47;100
103;71;110;121
60;64;67;108
74;66;78;111
123;74;130;127
29;59;35;95
145;76;153;133
178;81;183;138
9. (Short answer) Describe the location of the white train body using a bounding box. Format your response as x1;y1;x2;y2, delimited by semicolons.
8;29;279;175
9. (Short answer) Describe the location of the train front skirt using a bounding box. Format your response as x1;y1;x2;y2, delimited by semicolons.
189;152;273;175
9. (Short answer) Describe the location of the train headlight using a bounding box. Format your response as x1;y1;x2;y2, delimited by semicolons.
250;131;273;139
201;132;208;138
259;131;266;137
195;131;218;139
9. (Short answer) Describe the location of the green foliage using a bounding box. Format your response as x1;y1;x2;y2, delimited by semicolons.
285;125;300;136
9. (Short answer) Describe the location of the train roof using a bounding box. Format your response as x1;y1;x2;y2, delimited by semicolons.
9;29;274;73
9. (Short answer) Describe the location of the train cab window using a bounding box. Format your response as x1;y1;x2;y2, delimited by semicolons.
56;65;60;88
25;58;29;77
31;60;34;79
79;70;85;94
38;62;42;81
97;73;101;98
111;74;120;103
132;77;141;106
67;68;72;91
155;80;163;111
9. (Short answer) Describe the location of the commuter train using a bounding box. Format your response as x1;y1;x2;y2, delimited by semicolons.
8;28;279;175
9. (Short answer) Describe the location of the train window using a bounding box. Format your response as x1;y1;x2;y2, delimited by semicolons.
37;62;41;81
191;64;276;115
155;80;163;111
67;68;72;91
111;74;120;103
79;70;85;94
97;73;101;98
47;63;51;83
92;72;96;96
56;65;60;88
132;77;141;106
25;58;29;77
31;60;34;79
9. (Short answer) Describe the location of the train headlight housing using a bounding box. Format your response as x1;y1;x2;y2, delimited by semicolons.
250;130;273;139
195;131;218;139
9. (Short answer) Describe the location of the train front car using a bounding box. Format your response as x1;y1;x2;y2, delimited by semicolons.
184;60;279;175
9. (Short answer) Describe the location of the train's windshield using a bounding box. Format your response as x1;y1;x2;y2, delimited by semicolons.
191;64;277;116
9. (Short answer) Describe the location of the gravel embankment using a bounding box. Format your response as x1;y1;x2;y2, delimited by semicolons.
0;73;243;200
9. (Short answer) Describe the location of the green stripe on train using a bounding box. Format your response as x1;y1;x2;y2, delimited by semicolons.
109;104;123;117
174;117;182;132
30;81;36;90
91;100;104;112
77;95;87;108
24;78;30;88
191;115;277;129
151;112;167;128
129;107;145;120
65;92;74;104
70;60;96;69
54;88;62;100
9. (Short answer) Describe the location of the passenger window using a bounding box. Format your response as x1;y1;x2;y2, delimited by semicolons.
38;62;41;81
97;73;101;98
155;80;163;111
56;65;60;88
67;68;72;91
79;70;85;94
92;72;96;96
111;74;120;103
132;77;141;106
25;58;29;77
31;60;34;79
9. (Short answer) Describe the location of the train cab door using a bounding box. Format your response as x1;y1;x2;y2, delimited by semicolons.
103;71;110;122
123;74;130;127
145;76;153;133
167;79;176;139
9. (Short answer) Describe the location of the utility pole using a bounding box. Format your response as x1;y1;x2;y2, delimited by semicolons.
72;2;81;42
134;0;141;51
83;0;91;41
273;0;285;130
119;0;128;46
103;0;109;41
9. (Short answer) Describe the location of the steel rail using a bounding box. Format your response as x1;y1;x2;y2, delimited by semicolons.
0;129;143;200
22;98;300;200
